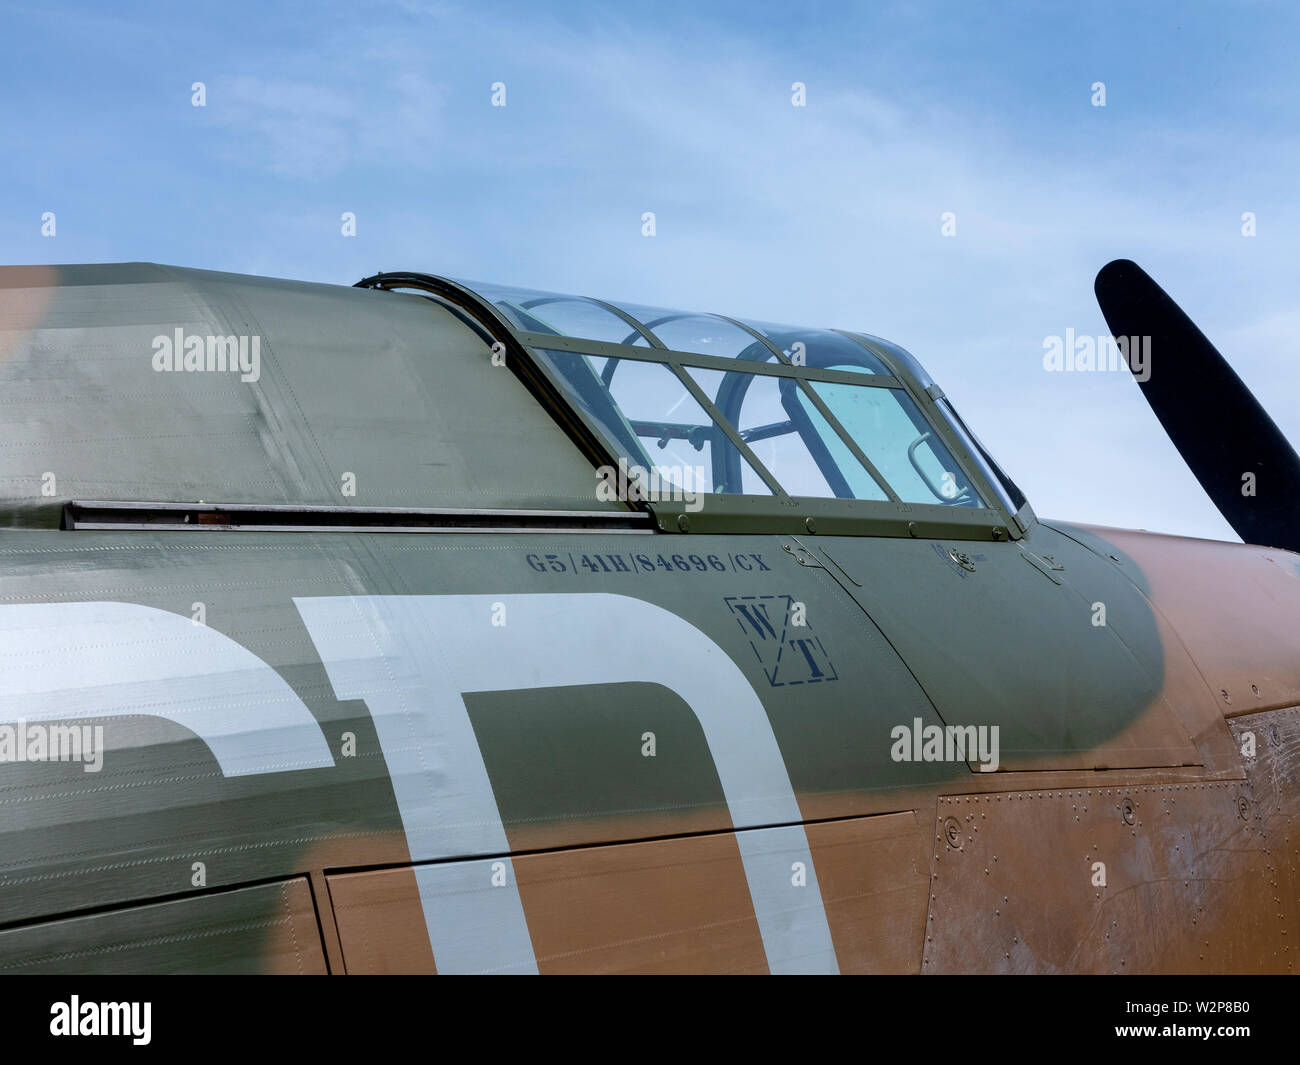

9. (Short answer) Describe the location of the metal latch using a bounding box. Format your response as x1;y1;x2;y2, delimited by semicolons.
948;548;977;572
1021;548;1065;585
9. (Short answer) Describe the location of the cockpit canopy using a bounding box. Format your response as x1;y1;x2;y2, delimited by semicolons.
453;279;1027;530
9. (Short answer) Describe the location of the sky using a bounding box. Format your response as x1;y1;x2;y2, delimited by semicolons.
2;0;1296;540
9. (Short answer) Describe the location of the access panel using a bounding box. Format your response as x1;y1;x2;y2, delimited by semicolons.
808;522;1202;771
0;878;326;974
328;810;930;974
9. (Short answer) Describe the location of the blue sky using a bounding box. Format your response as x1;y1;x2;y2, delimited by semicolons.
3;0;1297;539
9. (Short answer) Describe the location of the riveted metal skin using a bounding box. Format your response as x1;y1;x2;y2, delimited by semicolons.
1229;706;1300;971
923;783;1279;973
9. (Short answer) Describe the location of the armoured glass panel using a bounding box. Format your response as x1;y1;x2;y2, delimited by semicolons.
536;350;773;496
801;381;984;507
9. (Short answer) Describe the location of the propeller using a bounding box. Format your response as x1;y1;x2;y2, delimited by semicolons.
1094;259;1300;552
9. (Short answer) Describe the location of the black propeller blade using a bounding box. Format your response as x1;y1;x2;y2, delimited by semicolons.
1094;259;1300;552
